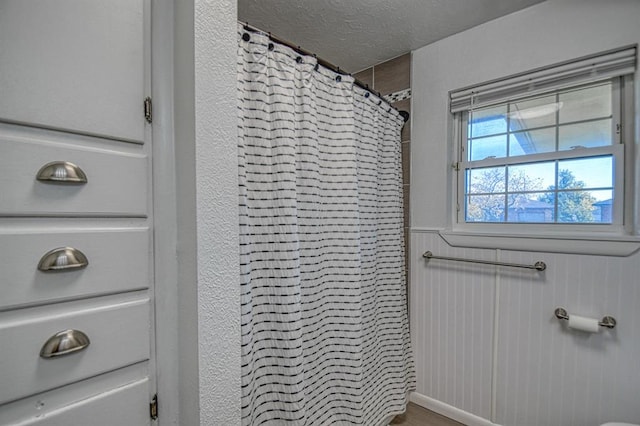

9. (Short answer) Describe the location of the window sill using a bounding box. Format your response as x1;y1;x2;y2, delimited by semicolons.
438;230;640;257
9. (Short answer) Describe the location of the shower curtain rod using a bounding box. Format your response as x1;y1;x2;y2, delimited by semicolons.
240;21;410;123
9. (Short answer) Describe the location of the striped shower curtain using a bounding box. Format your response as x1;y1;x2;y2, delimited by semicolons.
238;26;415;426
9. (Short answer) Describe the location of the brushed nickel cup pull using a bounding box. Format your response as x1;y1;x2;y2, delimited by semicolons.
38;247;89;272
36;161;88;184
40;329;91;358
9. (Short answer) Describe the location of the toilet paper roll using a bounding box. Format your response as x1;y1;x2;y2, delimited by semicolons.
568;314;600;333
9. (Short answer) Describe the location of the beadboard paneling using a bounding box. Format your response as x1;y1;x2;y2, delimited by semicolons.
410;231;640;426
496;249;640;426
410;231;495;419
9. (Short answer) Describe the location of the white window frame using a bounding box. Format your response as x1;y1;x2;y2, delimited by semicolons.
441;46;640;255
452;77;629;236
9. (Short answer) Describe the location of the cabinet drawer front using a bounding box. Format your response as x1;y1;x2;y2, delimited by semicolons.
0;294;150;405
0;138;147;217
16;379;150;426
0;228;150;311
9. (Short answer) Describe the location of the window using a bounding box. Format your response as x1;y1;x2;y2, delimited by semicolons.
450;46;636;234
461;81;621;226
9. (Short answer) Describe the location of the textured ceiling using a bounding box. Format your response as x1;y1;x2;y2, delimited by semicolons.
238;0;545;73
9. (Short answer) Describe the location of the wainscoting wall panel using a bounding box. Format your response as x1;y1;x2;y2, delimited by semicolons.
410;231;496;420
496;249;640;426
410;230;640;426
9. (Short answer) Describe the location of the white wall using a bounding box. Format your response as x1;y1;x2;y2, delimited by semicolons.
174;0;201;424
194;0;241;424
412;0;640;228
410;1;640;425
173;0;240;424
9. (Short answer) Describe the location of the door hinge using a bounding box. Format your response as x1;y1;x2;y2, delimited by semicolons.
144;97;153;124
150;394;158;420
452;162;461;171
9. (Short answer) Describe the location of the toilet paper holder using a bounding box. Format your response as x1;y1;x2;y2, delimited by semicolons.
554;307;617;329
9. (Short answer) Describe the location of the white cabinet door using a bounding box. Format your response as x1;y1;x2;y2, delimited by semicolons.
0;0;146;143
0;1;154;424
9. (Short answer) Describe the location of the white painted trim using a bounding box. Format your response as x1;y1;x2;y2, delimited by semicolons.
151;0;180;424
438;230;640;256
410;227;445;233
462;143;622;170
409;392;500;426
490;250;500;423
411;226;640;255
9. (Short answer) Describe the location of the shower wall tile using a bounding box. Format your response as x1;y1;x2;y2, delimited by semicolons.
374;53;411;96
403;184;410;228
404;227;410;274
392;98;411;142
391;96;411;111
402;120;411;143
402;142;410;184
353;67;373;89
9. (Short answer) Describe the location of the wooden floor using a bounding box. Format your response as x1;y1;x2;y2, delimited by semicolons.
390;403;465;426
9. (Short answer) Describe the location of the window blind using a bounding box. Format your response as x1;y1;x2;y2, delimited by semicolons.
450;45;636;113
